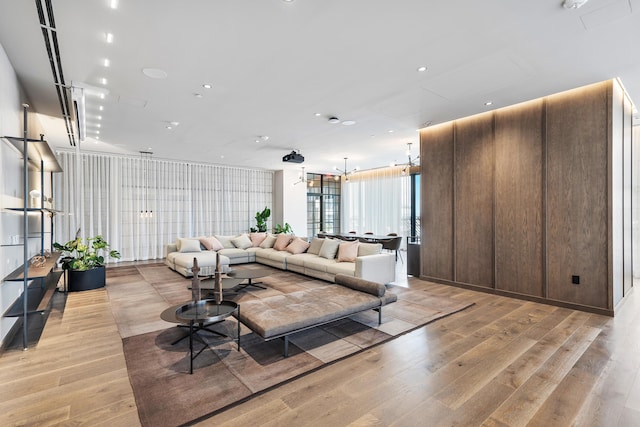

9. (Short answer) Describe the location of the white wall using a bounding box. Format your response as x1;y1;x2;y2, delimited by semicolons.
273;169;307;237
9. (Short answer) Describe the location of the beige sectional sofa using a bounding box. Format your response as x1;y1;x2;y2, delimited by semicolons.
164;233;396;285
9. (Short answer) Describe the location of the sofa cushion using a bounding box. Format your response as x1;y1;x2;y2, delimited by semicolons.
250;232;267;247
303;256;336;272
318;238;340;259
307;237;324;255
177;238;201;253
285;253;317;267
286;237;310;254
231;234;252;249
260;234;277;248
214;235;237;249
274;234;293;251
357;242;382;256
337;240;359;262
327;262;357;276
199;236;223;251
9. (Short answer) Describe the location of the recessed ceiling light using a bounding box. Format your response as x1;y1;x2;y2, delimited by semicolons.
97;115;102;120
99;105;104;111
388;130;394;133
99;93;105;99
110;0;118;9
328;117;340;124
194;93;203;98
103;58;110;67
100;77;107;85
96;130;100;134
314;113;321;117
166;126;173;130
203;84;212;89
283;0;294;2
105;32;114;43
97;123;101;128
417;66;427;72
484;101;493;106
95;136;100;140
342;120;356;126
142;68;168;79
170;121;180;127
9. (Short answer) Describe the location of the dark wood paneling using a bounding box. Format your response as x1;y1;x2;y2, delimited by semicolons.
421;123;454;280
546;82;609;309
494;101;544;296
454;114;495;287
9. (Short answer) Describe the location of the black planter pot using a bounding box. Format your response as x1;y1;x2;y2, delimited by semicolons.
68;266;106;292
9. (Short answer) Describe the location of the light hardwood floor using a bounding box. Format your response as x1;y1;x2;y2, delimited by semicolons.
1;264;639;426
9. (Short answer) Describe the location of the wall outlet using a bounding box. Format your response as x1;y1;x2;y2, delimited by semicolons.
572;275;580;285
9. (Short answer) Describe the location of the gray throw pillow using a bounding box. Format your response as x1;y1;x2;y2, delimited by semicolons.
307;237;324;255
231;234;252;249
318;238;340;259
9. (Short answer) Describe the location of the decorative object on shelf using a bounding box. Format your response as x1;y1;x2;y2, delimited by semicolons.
29;255;46;268
273;222;293;234
53;235;121;291
292;167;307;186
43;249;52;258
250;206;270;232
29;189;41;208
334;157;359;182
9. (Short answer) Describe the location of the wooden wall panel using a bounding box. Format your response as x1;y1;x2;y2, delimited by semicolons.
421;123;454;280
622;92;633;298
494;101;544;296
454;114;495;287
546;82;609;309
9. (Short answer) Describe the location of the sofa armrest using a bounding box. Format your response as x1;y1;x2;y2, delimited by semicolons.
355;253;396;285
164;243;178;258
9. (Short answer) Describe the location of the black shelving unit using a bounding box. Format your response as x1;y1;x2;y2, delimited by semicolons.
2;104;63;350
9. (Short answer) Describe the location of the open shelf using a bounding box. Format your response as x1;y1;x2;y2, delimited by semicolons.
3;271;63;317
2;136;62;172
3;252;60;282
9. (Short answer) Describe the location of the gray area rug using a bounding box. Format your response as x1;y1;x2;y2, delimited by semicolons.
113;264;474;426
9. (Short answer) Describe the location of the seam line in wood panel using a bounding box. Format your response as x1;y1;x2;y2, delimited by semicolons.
543;98;548;299
452;122;457;282
492;111;497;289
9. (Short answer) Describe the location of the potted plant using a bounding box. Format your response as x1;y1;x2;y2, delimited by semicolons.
250;206;271;233
273;223;293;234
53;235;121;291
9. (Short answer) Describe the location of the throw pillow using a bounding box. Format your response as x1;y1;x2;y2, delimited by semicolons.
273;233;293;251
337;240;360;262
178;238;202;253
286;237;310;254
357;242;382;257
231;234;252;250
259;234;277;249
213;235;236;249
318;238;340;259
307;237;324;255
199;236;223;251
249;232;267;247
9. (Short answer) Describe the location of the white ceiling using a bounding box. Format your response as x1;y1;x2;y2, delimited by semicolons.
1;0;639;173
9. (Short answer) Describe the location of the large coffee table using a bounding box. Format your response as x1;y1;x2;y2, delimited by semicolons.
227;267;273;290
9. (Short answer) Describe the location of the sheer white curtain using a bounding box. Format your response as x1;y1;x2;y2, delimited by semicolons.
341;166;411;246
55;150;273;262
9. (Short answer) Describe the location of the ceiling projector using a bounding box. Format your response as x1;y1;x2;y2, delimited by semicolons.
283;151;304;163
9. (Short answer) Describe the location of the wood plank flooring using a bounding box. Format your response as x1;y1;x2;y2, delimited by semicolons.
1;263;639;426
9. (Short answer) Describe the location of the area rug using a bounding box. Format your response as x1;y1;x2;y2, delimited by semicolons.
116;264;474;426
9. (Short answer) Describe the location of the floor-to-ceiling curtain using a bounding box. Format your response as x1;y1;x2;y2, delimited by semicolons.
341;166;411;247
54;150;273;262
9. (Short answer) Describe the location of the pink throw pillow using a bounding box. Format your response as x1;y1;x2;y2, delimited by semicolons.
286;237;310;254
199;236;223;251
337;240;360;262
250;232;267;247
273;234;293;251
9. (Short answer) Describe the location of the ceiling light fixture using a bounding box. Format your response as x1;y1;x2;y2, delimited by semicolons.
328;117;340;124
484;101;493;106
100;78;107;85
103;58;110;67
194;93;203;98
105;32;114;43
562;0;589;9
110;0;118;9
342;120;356;126
334;157;359;182
142;68;168;79
417;66;427;72
314;113;321;117
99;105;104;111
400;142;420;175
203;84;212;89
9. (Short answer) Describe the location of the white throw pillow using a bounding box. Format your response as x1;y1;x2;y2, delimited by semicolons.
231;234;252;250
318;238;340;259
259;234;277;248
178;238;202;253
214;235;236;249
